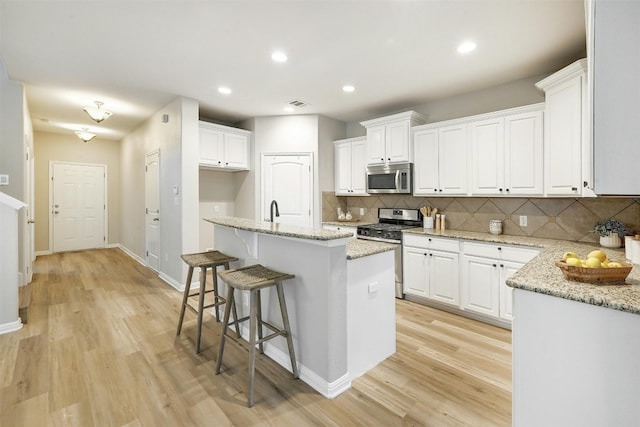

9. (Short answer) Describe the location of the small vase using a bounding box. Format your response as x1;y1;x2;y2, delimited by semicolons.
600;234;622;248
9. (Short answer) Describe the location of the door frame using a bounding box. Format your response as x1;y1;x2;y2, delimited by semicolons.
145;150;160;272
260;152;314;225
48;161;108;253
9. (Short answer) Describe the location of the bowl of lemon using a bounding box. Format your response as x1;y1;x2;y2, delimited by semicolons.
555;249;632;284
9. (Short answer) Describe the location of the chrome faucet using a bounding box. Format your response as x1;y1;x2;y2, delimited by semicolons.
270;200;280;223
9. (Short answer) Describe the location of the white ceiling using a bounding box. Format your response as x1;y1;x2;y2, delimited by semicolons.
0;0;586;141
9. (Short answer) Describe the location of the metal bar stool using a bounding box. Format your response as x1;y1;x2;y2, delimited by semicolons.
215;264;298;407
176;250;240;353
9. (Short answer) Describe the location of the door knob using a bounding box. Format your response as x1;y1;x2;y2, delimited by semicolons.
27;219;35;224
153;218;159;222
54;204;59;208
54;211;59;214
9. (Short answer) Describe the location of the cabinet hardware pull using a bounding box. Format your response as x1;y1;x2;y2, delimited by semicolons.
493;264;497;267
498;247;502;250
499;188;503;192
571;187;578;191
506;188;510;192
500;264;504;268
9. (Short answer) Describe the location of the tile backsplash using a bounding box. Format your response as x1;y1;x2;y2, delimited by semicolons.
322;192;640;243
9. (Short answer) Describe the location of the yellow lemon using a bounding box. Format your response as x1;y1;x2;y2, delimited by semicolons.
601;260;609;267
608;261;623;268
563;252;579;262
585;257;601;268
587;250;607;263
566;257;582;267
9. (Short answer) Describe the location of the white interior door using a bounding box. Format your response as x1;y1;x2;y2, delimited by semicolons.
145;151;160;272
52;162;106;253
25;138;35;283
262;153;312;227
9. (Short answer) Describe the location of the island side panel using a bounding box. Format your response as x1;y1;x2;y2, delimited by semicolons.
347;250;396;380
512;289;640;427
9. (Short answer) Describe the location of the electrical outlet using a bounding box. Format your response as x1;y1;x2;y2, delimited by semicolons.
368;282;378;294
0;174;8;185
359;207;365;216
519;215;528;227
242;293;249;306
214;205;220;213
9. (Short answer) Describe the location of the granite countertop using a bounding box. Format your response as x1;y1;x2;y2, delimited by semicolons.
205;216;352;241
322;220;374;227
404;227;640;315
346;238;397;260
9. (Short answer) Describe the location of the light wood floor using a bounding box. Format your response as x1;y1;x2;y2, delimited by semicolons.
0;248;511;426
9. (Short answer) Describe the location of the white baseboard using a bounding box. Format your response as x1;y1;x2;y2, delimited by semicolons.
0;319;23;335
116;244;146;266
159;272;183;291
34;250;51;257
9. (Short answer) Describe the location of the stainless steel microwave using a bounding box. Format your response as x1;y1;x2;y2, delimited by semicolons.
366;163;413;194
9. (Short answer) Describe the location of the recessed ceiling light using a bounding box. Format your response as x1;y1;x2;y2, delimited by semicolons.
342;85;355;93
457;41;476;54
218;87;232;95
284;105;295;113
271;51;288;63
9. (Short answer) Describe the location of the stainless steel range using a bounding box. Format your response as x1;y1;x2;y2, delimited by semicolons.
356;208;422;298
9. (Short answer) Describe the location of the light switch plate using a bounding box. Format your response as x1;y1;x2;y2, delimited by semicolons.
0;174;8;185
519;215;528;227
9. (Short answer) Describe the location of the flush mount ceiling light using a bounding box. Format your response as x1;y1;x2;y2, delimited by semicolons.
83;101;112;123
342;85;355;93
457;40;477;54
75;128;96;143
218;86;232;95
271;51;288;63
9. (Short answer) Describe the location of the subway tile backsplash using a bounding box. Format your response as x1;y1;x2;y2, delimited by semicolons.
322;192;640;243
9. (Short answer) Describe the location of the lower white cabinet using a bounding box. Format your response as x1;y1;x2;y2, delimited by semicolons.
461;242;540;322
403;234;540;325
403;235;459;306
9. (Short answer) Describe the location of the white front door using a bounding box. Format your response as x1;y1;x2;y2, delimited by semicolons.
145;151;160;272
262;154;312;227
51;162;106;253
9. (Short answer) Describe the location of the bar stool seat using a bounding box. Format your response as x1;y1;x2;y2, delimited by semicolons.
215;264;298;407
176;250;239;353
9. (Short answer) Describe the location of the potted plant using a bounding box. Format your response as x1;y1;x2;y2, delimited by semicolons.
593;219;630;248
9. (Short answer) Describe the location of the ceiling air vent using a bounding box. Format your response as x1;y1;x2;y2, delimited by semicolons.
288;100;308;108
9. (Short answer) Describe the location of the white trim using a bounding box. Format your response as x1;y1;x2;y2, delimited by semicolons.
34;250;51;257
49;161;108;253
116;244;146;266
0;319;23;335
159;272;182;291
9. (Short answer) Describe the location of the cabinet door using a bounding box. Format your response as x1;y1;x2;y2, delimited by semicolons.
386;121;411;163
461;255;499;317
429;250;459;306
413;129;440;195
499;261;522;321
470;118;504;195
224;133;249;170
505;111;543;195
199;127;224;166
350;140;368;195
335;142;353;195
366;125;387;165
439;124;469;194
403;246;429;297
544;78;583;196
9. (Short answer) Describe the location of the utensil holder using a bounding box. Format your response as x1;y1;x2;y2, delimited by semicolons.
424;216;434;229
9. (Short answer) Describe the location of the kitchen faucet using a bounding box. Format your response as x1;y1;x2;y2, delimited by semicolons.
270;200;280;223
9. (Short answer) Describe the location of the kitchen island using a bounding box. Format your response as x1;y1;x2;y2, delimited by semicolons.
204;216;397;398
507;242;640;426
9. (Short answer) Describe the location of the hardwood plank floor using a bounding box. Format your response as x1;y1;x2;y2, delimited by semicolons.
0;248;511;426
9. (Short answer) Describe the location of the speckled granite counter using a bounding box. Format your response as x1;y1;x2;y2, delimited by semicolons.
322;220;374;227
404;227;640;315
205;216;352;240
345;238;396;260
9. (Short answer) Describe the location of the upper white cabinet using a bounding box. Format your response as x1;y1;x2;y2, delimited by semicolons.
334;137;367;196
470;106;544;196
589;0;640;195
413;123;469;195
199;121;251;171
536;59;591;196
360;111;427;165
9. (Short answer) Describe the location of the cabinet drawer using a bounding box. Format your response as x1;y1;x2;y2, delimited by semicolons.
403;234;459;252
462;241;540;263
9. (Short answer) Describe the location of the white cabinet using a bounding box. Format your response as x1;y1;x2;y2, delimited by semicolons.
199;121;251;171
536;59;590;196
360;111;426;165
470;106;544;196
322;224;357;237
460;242;540;322
589;0;640;195
402;234;460;306
334;137;367;196
413;124;469;195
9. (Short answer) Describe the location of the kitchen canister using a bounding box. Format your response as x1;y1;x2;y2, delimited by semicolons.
625;236;634;260
631;236;640;264
424;216;434;229
489;219;503;235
